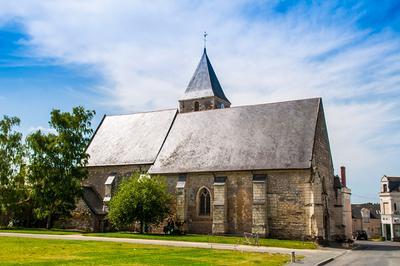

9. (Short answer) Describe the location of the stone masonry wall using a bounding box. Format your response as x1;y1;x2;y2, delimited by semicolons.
83;163;334;240
85;165;150;198
212;181;228;234
165;169;313;239
265;170;312;239
56;199;102;232
311;102;343;239
67;164;150;232
179;96;230;113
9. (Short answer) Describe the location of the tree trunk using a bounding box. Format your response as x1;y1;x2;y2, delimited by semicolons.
140;220;144;234
46;214;52;229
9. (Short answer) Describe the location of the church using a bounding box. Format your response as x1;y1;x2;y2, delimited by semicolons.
73;48;351;240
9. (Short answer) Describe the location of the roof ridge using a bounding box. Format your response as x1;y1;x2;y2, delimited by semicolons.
105;108;177;117
177;97;321;115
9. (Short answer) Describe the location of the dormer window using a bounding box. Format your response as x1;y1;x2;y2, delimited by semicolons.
104;175;116;202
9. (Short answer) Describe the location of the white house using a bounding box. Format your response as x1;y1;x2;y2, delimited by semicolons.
379;175;400;241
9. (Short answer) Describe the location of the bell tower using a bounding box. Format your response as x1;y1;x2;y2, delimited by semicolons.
179;48;231;113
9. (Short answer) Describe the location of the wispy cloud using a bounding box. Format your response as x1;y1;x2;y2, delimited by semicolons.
27;126;56;134
0;0;399;202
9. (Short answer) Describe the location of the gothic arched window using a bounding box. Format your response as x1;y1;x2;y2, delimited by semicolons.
199;187;210;216
194;101;200;111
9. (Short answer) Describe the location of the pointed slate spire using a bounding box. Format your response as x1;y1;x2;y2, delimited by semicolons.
180;49;230;104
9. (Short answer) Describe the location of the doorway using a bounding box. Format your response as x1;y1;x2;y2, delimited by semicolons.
385;224;391;241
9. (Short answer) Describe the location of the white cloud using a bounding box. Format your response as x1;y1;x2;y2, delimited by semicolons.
1;0;399;202
27;126;56;134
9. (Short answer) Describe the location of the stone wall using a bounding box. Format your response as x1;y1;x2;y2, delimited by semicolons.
342;187;352;239
85;164;150;198
56;199;103;232
66;164;150;231
179;96;230;113
352;218;382;238
311;102;343;240
166;169;313;239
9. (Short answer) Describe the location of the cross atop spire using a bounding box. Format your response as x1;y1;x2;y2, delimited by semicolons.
203;31;208;51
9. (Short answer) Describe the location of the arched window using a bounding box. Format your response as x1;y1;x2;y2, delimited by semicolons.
194;101;200;111
383;184;388;192
199;187;210;216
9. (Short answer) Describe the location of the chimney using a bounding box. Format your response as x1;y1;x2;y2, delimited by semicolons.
340;166;347;187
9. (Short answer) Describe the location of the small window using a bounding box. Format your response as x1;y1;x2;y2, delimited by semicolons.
395;203;397;211
220;103;225;109
383;184;388;192
194;101;200;111
104;175;116;200
199;188;211;216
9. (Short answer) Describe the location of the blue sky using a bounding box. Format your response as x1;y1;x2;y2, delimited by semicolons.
0;0;399;203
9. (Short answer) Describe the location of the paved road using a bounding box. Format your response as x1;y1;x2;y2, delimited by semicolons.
0;232;344;266
329;240;400;266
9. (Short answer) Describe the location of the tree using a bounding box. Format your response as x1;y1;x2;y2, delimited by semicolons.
0;116;27;225
26;106;95;229
108;173;172;233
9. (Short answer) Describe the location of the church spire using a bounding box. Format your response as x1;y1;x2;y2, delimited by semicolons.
179;44;231;113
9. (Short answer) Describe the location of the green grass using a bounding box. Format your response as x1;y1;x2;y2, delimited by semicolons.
0;236;290;266
87;232;317;250
0;227;317;249
0;227;81;235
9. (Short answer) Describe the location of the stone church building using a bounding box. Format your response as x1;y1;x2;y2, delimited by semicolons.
76;49;350;240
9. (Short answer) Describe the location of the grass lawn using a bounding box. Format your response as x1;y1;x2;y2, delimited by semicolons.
87;232;317;250
0;228;317;249
0;227;81;235
0;236;290;266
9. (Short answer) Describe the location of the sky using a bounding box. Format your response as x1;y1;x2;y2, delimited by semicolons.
0;0;399;203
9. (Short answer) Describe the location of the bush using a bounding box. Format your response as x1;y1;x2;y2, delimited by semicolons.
108;173;172;233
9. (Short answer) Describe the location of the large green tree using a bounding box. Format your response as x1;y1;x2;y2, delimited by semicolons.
26;106;95;229
0;116;27;225
108;173;172;233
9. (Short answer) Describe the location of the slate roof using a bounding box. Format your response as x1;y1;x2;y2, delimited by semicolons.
149;98;321;174
179;49;230;103
82;186;106;215
386;176;400;192
351;203;381;219
87;109;177;166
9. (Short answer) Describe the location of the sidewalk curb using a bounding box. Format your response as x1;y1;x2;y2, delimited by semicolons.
314;257;334;266
313;249;349;266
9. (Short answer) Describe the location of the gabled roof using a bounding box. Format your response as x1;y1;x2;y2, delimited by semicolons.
86;109;177;166
384;176;400;192
149;98;321;174
179;49;230;103
82;186;106;215
351;203;381;219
